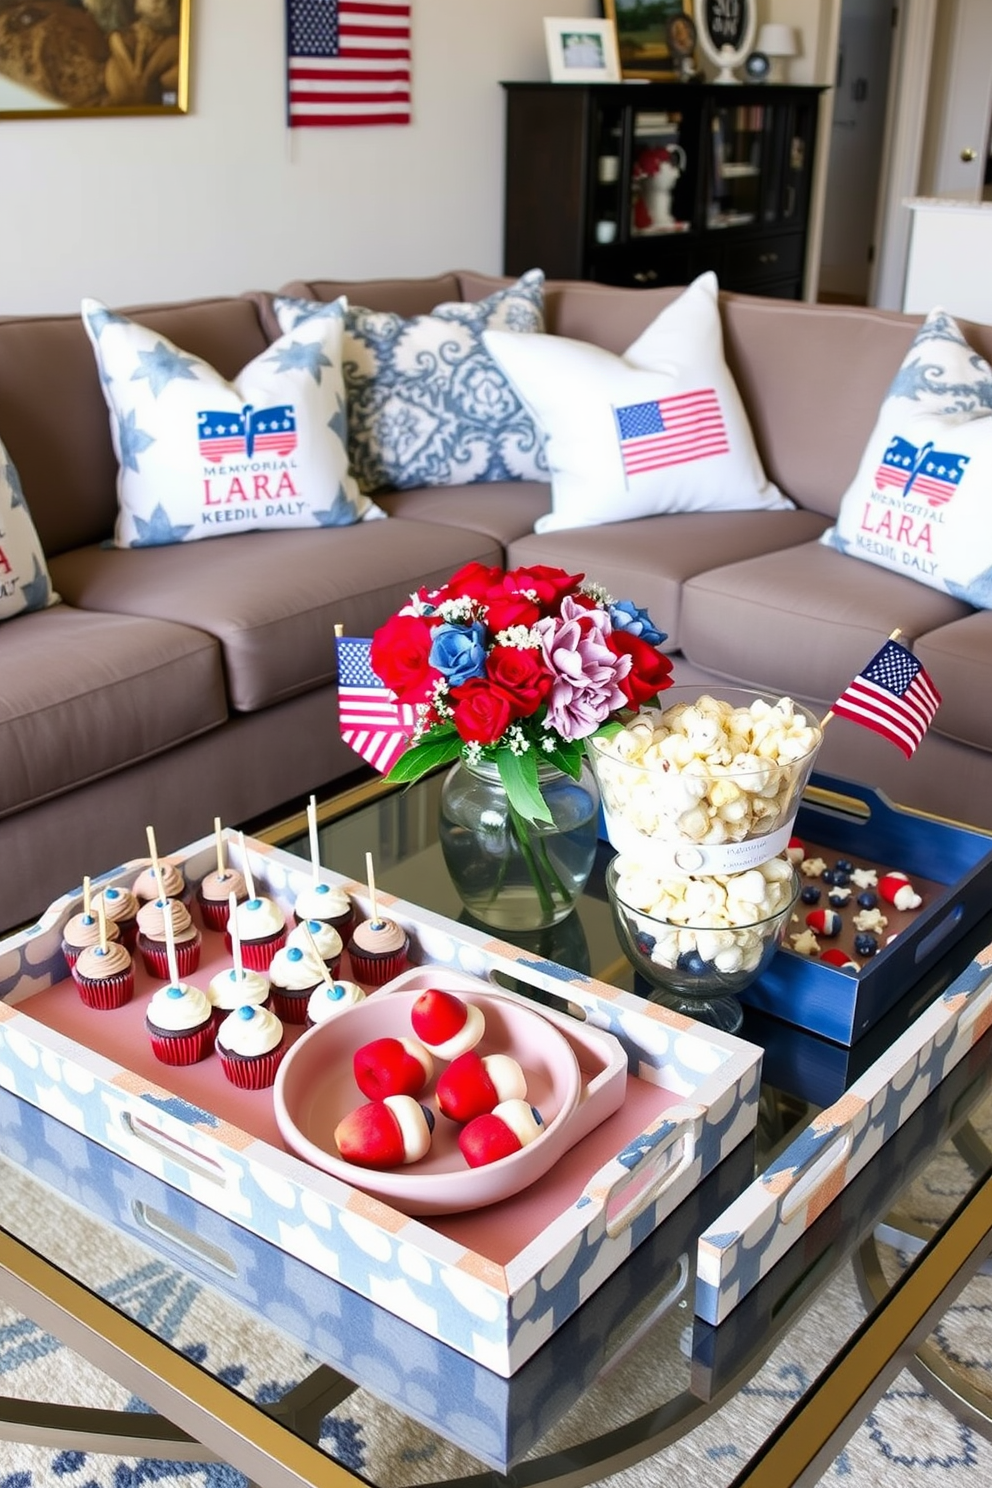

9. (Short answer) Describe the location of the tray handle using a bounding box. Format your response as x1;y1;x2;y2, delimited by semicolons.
130;1200;240;1279
119;1111;231;1188
601;1107;702;1239
769;1125;854;1225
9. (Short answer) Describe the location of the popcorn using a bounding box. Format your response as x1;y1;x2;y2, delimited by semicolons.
790;928;821;956
590;693;822;855
802;857;827;878
853;907;888;934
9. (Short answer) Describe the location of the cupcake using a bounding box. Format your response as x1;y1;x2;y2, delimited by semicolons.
91;885;140;950
62;910;120;972
71;939;135;1011
145;981;215;1066
136;898;202;979
215;1004;287;1089
306;978;366;1028
293;880;353;936
267;942;326;1025
227;894;288;972
197;866;248;934
206;964;270;1029
133;858;187;904
347;916;410;986
286;918;342;973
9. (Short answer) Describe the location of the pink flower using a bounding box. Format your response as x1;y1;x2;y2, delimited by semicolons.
534;597;631;741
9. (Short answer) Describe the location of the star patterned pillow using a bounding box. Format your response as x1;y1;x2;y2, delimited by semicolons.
0;439;58;622
820;308;992;608
82;296;381;548
273;269;549;495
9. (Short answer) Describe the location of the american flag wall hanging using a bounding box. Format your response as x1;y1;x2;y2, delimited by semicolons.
286;0;412;128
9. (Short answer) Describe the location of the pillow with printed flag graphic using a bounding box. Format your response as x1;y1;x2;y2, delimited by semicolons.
482;271;791;534
820;307;992;608
81;296;382;548
0;439;58;622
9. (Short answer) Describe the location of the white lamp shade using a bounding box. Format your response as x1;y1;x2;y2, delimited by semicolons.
756;23;799;59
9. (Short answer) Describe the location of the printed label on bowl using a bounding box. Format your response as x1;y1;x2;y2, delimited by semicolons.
603;814;794;874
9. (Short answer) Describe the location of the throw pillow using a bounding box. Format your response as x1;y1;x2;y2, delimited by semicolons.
273;269;548;494
0;440;58;622
820;308;992;608
81;297;380;548
482;271;791;534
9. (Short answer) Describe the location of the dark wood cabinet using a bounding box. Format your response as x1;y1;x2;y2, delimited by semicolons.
502;81;822;300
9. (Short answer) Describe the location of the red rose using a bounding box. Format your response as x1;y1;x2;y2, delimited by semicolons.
439;561;503;605
506;565;584;614
483;579;541;633
370;614;439;704
451;679;515;745
486;645;552;718
607;631;674;707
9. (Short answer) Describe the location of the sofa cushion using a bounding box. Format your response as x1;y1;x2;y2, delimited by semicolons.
914;612;992;753
506;508;831;652
820;308;992;607
375;480;552;546
0;604;226;819
272;270;549;494
484;273;790;535
50;520;506;713
259;274;464;340
81;295;376;547
0;440;58;622
679;540;971;703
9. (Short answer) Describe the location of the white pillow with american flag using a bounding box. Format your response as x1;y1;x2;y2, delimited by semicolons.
81;296;382;548
821;308;992;608
483;271;790;534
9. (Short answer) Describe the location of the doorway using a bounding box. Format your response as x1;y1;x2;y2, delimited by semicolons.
817;0;894;304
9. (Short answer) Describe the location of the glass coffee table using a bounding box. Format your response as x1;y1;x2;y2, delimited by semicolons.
2;766;992;1488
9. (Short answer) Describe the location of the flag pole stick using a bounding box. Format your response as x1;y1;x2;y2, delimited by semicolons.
820;628;904;730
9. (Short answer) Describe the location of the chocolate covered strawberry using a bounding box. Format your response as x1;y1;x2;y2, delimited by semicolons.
458;1099;544;1169
410;988;485;1059
334;1095;434;1169
436;1050;527;1123
353;1036;433;1100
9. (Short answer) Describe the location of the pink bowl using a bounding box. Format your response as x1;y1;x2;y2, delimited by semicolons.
273;969;582;1215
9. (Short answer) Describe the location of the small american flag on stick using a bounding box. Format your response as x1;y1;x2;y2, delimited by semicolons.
615;388;729;480
336;633;417;773
828;636;941;759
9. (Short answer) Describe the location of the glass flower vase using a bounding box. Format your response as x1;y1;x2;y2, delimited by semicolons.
439;757;600;932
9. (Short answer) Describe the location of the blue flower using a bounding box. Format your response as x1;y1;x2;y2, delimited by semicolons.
429;621;488;686
609;600;667;647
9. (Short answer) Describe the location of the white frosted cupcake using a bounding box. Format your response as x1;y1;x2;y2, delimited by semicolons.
145;982;215;1066
293;880;353;935
306;979;366;1028
207;965;270;1028
267;942;326;1024
287;918;343;972
216;1004;286;1089
227;894;287;971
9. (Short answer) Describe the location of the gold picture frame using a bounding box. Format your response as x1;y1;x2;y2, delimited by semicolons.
0;0;191;120
603;0;694;81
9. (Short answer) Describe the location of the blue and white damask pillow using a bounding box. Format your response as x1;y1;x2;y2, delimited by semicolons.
273;269;549;494
0;438;58;621
821;308;992;609
82;296;381;548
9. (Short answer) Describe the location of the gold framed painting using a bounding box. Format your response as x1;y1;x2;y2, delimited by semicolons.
0;0;191;119
602;0;694;81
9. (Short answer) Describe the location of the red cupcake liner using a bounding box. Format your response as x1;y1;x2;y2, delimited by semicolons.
347;945;409;988
138;933;202;980
146;1021;216;1067
72;968;135;1011
217;1043;286;1090
198;895;238;934
113;918;139;952
61;941;85;971
268;986;315;1025
229;929;287;973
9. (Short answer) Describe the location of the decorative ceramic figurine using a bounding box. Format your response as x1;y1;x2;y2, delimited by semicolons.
632;145;687;232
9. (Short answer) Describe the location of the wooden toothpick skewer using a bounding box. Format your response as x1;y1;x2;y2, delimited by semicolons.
820;628;904;730
228;890;244;985
308;795;321;886
214;817;226;877
238;831;257;901
97;897;108;955
302;919;337;989
83;875;92;921
162;900;180;988
365;851;380;926
146;825;165;900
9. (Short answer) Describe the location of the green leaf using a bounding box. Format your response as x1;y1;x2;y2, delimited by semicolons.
497;749;554;825
386;728;461;784
592;719;625;741
541;740;583;779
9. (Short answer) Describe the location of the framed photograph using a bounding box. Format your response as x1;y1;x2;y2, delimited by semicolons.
0;0;191;120
602;1;694;81
544;18;622;84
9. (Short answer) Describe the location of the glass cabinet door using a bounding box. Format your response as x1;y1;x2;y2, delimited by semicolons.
707;102;773;229
629;107;693;238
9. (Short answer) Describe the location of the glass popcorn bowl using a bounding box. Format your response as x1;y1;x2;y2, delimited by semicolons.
606;854;800;1033
587;687;823;876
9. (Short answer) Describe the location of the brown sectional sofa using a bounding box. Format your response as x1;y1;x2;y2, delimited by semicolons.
2;272;990;933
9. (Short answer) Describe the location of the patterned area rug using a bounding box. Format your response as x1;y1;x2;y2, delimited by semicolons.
3;1104;992;1488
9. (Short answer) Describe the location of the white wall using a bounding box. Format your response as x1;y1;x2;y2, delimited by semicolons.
0;0;595;315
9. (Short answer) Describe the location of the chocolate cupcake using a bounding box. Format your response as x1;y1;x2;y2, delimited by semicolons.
227;894;287;972
206;964;270;1029
293;880;353;936
145;982;215;1066
347;916;409;986
286;918;342;974
62;909;120;971
71;940;135;1011
306;978;366;1028
215;1004;287;1089
197;866;248;934
133;858;187;904
267;943;326;1025
91;885;140;950
136;897;202;979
